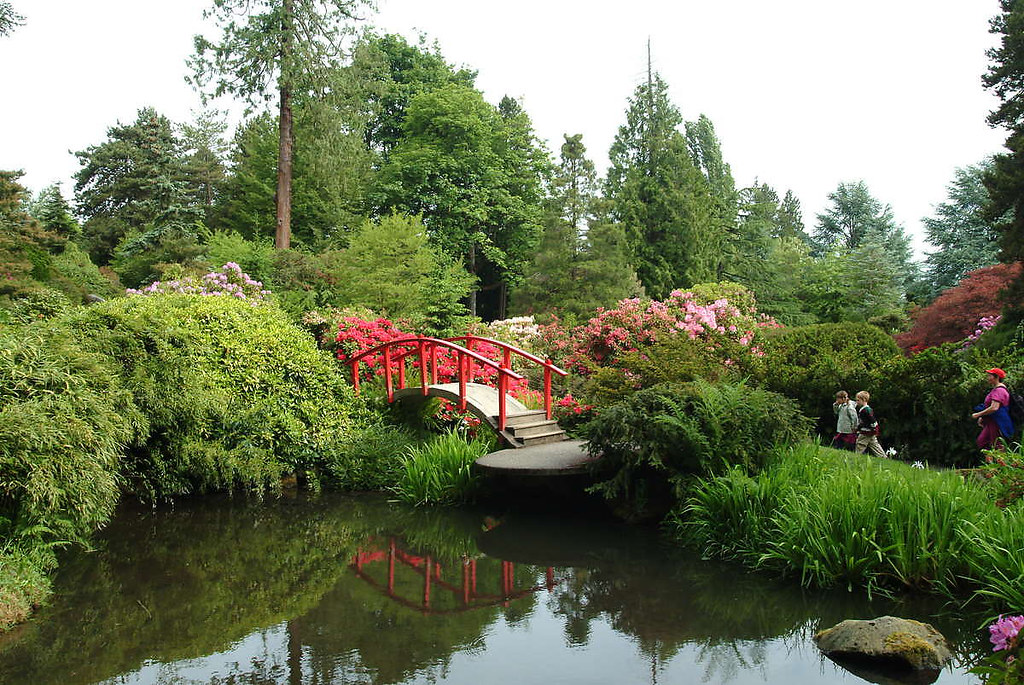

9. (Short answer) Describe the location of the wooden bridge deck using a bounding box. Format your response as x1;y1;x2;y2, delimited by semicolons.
474;439;597;476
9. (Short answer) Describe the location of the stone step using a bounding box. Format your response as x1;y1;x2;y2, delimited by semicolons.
502;410;548;428
519;429;569;447
508;419;562;438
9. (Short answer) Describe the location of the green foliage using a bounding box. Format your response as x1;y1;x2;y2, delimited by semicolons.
28;184;78;239
513;134;642;319
48;242;121;301
606;73;718;296
323;418;418;491
392;429;494;506
64;295;368;499
877;345;982;466
582;381;810;521
922;161;1001;301
3;289;72;323
325;213;474;334
73;108;203;263
0;543;53;632
111;227;207;289
203;231;275;285
978;442;1024;507
372;82;546;319
674;443;1012;598
759;322;901;437
0;324;143;545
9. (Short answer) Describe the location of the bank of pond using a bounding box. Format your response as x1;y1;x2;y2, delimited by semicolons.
0;492;996;684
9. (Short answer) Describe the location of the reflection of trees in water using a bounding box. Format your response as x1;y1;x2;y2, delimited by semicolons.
0;494;992;685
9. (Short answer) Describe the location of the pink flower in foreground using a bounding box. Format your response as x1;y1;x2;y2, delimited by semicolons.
990;615;1024;652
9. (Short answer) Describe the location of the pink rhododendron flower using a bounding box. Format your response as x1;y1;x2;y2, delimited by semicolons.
990;615;1024;652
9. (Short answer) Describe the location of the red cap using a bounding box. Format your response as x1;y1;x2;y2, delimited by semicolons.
986;367;1007;380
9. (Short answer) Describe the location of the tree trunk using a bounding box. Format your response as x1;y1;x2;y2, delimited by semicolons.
468;242;477;317
275;0;294;250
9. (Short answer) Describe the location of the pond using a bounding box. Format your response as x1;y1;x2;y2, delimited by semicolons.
0;492;989;685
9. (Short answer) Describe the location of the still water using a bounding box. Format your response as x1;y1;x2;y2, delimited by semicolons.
0;493;989;685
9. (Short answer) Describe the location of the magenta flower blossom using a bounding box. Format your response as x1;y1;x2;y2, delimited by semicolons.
990;615;1024;652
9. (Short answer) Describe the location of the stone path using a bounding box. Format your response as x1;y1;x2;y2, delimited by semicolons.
474;439;598;476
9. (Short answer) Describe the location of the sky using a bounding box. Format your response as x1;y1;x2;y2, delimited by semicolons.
0;0;1010;256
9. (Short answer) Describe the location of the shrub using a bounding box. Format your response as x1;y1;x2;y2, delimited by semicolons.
204;231;275;286
64;295;369;499
759;322;901;438
126;262;270;303
896;263;1022;353
0;325;142;544
581;380;811;521
877;344;985;466
978;442;1024;507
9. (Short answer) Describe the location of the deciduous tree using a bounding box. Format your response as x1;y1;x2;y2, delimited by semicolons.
371;83;545;319
896;262;1022;352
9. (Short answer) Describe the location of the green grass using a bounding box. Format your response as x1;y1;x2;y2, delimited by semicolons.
392;429;495;506
671;443;1024;610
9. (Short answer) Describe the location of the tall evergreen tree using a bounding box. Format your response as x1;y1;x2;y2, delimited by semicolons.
73;108;201;264
606;72;717;297
922;161;1000;300
189;0;373;250
29;184;78;239
514;134;638;319
0;2;23;37
777;190;810;243
983;0;1024;311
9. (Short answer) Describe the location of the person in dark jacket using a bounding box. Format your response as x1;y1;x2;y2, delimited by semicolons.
854;390;886;458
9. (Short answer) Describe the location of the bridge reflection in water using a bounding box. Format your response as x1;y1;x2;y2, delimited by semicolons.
351;537;557;614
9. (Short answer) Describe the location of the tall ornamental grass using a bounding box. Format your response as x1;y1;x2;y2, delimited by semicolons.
674;444;1024;609
393;429;495;506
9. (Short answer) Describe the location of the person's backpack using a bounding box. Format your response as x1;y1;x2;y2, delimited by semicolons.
1007;386;1024;426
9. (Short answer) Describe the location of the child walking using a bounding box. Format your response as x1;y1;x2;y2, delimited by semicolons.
854;390;886;458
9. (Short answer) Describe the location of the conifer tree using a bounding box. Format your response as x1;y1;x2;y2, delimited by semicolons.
922;161;1000;300
189;0;373;249
606;72;716;297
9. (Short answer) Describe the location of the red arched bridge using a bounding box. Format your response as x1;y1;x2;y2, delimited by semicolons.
347;335;569;448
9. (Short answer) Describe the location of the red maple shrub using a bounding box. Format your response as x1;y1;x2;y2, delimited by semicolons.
896;263;1022;353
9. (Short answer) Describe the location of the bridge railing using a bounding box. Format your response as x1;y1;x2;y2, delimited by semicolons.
348;336;526;431
445;336;567;421
346;335;567;431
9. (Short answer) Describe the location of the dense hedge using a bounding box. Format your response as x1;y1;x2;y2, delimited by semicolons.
758;322;901;438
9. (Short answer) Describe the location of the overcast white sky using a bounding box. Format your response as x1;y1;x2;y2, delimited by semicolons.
0;0;1009;255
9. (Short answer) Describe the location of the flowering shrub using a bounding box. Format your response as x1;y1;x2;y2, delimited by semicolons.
979;443;1024;508
126;263;270;304
561;289;775;376
334;316;528;394
479;316;543;355
553;392;596;434
962;315;1003;350
971;614;1024;683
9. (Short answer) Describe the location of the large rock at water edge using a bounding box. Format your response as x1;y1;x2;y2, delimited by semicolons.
814;616;952;673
